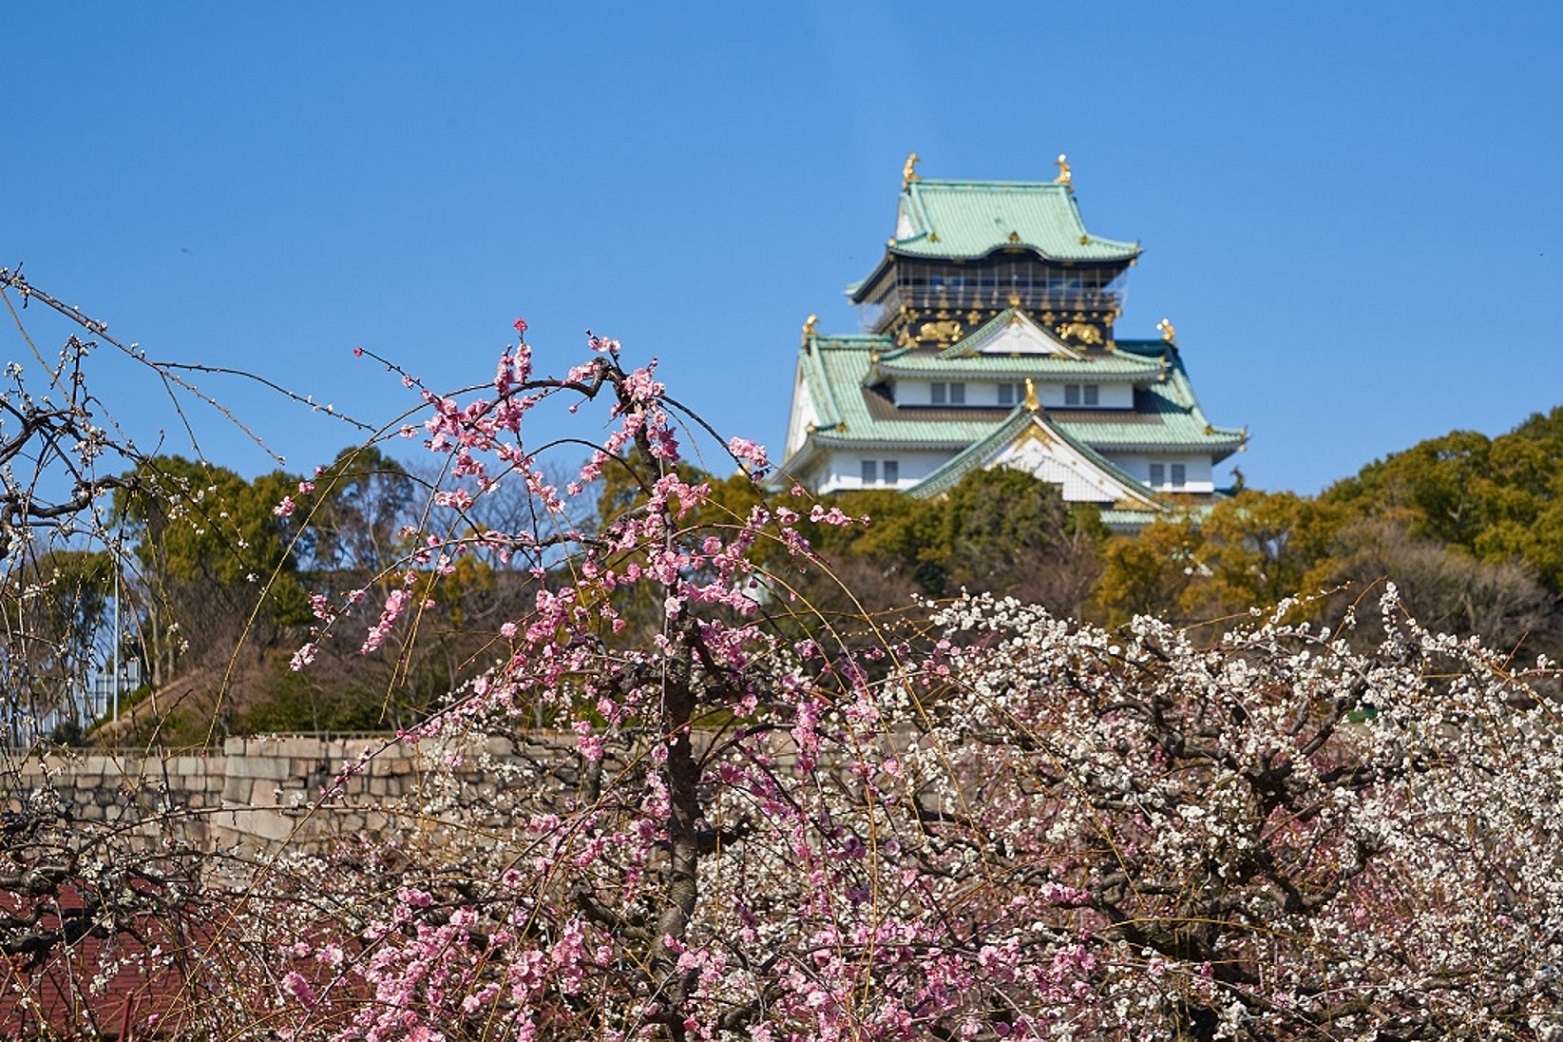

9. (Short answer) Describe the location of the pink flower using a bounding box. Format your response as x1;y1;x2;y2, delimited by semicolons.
281;971;318;1010
726;436;770;472
289;643;318;671
513;317;528;337
273;495;296;518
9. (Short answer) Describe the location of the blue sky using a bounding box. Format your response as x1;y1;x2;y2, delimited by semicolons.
5;3;1560;494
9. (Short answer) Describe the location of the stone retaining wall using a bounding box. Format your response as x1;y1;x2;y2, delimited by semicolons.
2;733;570;853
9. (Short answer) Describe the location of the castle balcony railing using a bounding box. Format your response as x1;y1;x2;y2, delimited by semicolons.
859;285;1124;334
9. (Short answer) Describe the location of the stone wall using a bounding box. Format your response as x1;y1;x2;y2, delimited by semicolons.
2;733;566;853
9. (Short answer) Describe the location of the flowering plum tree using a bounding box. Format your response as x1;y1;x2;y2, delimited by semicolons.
256;324;1563;1041
0;295;1559;1040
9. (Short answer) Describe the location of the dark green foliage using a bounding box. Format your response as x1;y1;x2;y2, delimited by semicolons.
808;469;1107;615
1324;406;1563;590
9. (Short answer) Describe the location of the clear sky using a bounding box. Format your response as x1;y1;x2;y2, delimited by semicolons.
5;3;1560;494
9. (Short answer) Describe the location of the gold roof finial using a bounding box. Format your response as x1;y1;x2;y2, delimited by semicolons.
1156;317;1178;345
902;151;921;188
1023;378;1040;412
1054;153;1072;185
801;313;818;344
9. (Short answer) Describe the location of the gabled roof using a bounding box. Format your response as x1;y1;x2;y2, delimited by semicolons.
930;309;1083;359
895;180;1140;262
850;178;1140;304
869;311;1165;382
909;406;1161;507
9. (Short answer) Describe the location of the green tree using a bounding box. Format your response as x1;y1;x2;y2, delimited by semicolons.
115;457;305;687
810;469;1106;615
1325;407;1563;591
1092;516;1204;626
0;548;113;740
296;445;418;576
1190;490;1346;616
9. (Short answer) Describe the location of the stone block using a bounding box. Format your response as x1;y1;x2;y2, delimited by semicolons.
280;737;333;760
227;756;293;781
248;780;281;806
222;808;300;845
367;755;399;777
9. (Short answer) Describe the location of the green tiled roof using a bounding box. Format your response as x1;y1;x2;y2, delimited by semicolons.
789;333;1245;456
874;351;1164;381
892;180;1139;263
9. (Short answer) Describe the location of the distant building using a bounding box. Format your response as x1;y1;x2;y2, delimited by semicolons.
777;155;1246;530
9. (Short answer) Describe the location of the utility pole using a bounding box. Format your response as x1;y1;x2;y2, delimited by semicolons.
112;539;120;725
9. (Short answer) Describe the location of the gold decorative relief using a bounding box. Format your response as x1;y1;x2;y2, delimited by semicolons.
1018;424;1054;448
1054;153;1071;185
918;320;964;344
1056;322;1104;346
902;151;921;187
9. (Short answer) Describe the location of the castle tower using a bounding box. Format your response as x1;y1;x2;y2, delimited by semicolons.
777;156;1247;531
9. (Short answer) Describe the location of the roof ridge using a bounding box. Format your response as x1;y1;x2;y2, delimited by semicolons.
910;178;1073;190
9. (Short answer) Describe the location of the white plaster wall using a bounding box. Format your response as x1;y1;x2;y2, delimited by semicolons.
784;363;817;458
989;438;1140;504
1105;454;1216;493
892;378;1133;409
1055;382;1133;410
973;321;1062;355
814;449;956;493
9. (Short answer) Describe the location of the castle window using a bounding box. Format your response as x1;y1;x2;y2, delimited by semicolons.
930;382;966;406
1149;463;1165;487
860;459;899;487
1064;384;1100;407
1171;463;1186;488
997;382;1025;406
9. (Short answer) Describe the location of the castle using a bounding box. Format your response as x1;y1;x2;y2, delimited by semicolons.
777;155;1245;530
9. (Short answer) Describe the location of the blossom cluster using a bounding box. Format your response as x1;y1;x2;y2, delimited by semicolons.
253;331;1563;1041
